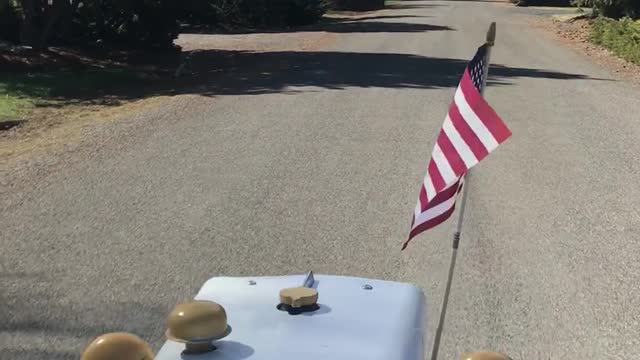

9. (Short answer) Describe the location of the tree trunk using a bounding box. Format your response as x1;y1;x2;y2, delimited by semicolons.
95;0;105;41
39;0;71;48
19;0;39;46
59;0;80;41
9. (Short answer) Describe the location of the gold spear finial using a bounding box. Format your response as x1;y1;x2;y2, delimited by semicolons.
486;22;497;47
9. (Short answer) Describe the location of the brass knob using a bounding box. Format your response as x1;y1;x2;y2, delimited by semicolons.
166;300;230;344
81;332;154;360
279;287;318;308
461;352;512;360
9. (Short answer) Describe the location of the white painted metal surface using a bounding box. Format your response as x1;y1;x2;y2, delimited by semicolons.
156;274;426;360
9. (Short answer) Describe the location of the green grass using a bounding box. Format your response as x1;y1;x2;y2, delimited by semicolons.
0;91;35;120
0;69;145;120
591;17;640;65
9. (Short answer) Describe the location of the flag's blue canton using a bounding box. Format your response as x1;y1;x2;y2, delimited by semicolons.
468;44;488;93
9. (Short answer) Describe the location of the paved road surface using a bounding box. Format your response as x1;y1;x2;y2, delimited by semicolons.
2;1;640;359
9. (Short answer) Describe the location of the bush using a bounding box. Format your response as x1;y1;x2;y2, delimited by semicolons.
331;0;385;11
572;0;639;18
3;0;180;49
72;0;180;49
282;0;330;26
3;0;330;49
179;0;329;29
239;0;329;27
591;16;640;64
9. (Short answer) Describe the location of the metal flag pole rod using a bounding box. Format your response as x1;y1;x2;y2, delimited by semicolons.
429;22;496;360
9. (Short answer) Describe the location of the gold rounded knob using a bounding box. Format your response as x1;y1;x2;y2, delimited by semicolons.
461;352;512;360
166;300;230;343
279;287;318;308
81;332;154;360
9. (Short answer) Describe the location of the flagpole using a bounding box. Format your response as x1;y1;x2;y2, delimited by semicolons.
429;22;496;360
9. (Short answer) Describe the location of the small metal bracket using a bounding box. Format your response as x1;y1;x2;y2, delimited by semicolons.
302;271;315;288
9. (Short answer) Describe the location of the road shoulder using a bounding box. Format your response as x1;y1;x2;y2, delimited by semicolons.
523;11;640;84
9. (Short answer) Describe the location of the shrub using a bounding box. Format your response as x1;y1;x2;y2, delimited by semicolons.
572;0;639;18
5;0;180;49
178;0;329;29
239;0;329;27
591;16;640;64
331;0;385;11
73;0;180;49
5;0;330;49
100;0;180;49
282;0;330;26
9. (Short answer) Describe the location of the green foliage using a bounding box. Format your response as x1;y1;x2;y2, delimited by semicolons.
0;69;141;119
61;0;180;49
180;0;329;29
281;0;330;26
2;0;329;49
331;0;385;11
1;0;179;49
591;16;640;64
571;0;639;18
231;0;329;27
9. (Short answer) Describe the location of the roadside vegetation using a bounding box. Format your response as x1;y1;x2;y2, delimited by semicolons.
590;17;640;65
510;0;640;66
0;0;385;130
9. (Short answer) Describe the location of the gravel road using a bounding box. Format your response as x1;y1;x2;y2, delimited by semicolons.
2;1;640;359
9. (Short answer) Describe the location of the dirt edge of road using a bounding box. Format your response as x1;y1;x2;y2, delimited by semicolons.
527;15;640;84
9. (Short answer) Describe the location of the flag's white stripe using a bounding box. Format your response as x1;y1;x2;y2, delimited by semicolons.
414;200;422;219
432;143;457;187
413;177;461;224
445;177;462;191
424;175;436;201
454;87;499;152
412;193;457;227
442;115;478;169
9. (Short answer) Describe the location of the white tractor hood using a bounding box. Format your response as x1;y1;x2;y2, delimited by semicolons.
156;273;426;360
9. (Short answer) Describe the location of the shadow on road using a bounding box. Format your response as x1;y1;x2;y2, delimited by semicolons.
0;273;169;360
328;15;430;21
3;349;77;360
399;0;504;2
176;49;609;96
183;15;450;35
2;49;610;107
386;3;447;10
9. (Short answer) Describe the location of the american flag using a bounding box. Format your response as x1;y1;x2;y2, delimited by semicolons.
402;44;511;250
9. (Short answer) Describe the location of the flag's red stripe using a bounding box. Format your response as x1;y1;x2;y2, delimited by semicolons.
460;71;512;143
448;102;489;160
427;159;446;193
419;185;428;211
403;205;457;250
423;178;460;211
436;130;466;177
406;178;464;249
